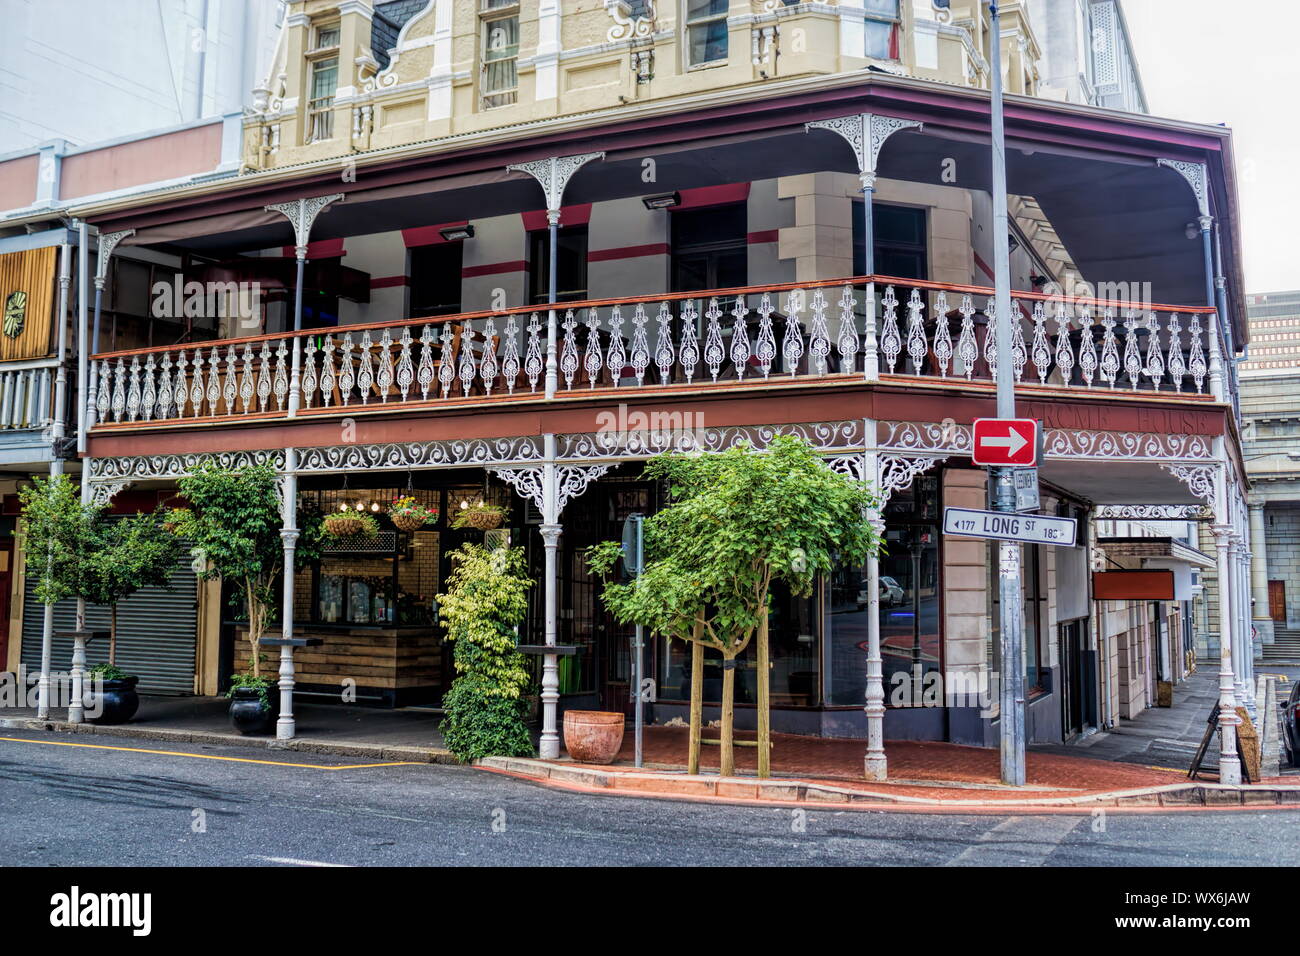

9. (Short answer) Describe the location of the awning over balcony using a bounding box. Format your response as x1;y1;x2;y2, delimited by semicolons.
83;73;1245;340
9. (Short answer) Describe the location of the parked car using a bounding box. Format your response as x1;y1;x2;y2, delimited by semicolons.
1281;680;1300;768
856;576;906;610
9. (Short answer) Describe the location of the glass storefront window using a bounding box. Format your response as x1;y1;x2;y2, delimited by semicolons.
658;581;819;707
827;474;940;706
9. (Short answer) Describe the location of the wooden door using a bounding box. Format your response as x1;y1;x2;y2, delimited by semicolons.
1269;580;1286;623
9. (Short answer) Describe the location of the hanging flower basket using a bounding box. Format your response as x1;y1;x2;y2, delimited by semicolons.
388;495;439;532
324;513;379;539
451;504;507;531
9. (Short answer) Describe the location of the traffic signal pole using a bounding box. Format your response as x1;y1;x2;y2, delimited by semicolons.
988;1;1026;786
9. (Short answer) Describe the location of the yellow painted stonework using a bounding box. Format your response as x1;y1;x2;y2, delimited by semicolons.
242;0;1041;173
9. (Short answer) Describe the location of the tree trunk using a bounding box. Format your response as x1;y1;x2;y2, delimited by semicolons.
688;635;703;775
108;604;118;667
757;604;770;778
247;580;260;678
719;650;736;777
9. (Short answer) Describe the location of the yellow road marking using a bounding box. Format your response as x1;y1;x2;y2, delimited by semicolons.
0;736;422;770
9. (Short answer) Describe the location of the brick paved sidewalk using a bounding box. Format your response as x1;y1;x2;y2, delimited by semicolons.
589;725;1185;794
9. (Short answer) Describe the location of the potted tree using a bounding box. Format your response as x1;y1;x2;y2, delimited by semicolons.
589;436;880;778
80;509;180;724
437;543;535;762
169;462;322;735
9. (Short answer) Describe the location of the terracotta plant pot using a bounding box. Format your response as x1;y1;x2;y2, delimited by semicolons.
563;710;625;764
391;512;432;532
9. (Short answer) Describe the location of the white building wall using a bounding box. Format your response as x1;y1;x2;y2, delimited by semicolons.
0;0;281;151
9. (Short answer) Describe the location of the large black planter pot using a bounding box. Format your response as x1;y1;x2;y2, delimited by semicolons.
229;687;277;736
87;677;139;725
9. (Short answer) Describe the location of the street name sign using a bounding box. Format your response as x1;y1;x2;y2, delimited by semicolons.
972;418;1039;467
943;506;1078;547
1013;467;1040;512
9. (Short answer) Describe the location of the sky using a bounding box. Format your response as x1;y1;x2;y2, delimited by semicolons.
1123;0;1300;295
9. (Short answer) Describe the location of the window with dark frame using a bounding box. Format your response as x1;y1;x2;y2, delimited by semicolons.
528;226;589;304
670;202;748;292
853;202;928;280
409;243;464;318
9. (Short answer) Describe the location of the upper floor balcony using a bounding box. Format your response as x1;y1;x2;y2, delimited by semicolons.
64;71;1246;448
86;272;1223;432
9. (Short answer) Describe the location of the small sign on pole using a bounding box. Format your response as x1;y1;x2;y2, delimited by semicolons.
943;506;1078;547
1013;467;1039;513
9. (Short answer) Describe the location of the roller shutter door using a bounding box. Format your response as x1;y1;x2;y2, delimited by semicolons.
21;549;199;694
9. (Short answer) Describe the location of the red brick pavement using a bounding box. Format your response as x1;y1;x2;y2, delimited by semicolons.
589;726;1184;795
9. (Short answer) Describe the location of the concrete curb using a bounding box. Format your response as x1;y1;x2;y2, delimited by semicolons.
478;756;1300;811
0;717;460;765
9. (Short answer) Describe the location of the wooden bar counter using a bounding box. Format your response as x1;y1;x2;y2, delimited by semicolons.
234;625;442;706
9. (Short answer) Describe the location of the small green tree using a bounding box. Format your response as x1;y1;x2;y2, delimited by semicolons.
437;543;535;762
589;435;881;778
83;510;182;666
170;463;323;678
19;474;102;608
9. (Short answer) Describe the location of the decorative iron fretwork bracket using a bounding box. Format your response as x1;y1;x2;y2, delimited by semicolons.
490;464;612;517
1156;158;1210;220
90;480;133;507
507;153;604;217
806;114;924;189
265;194;345;259
95;230;136;285
1161;463;1217;504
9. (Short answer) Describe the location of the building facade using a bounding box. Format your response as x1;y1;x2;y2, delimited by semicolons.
1239;289;1300;662
0;0;1255;782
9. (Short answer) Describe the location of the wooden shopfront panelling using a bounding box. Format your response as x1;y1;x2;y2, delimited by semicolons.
0;247;57;360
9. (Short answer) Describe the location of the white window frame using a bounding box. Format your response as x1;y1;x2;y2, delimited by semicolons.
480;1;520;109
312;21;340;53
684;0;730;68
863;0;900;60
305;55;338;143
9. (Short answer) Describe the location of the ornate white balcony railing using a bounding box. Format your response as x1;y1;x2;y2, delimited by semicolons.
87;276;1222;426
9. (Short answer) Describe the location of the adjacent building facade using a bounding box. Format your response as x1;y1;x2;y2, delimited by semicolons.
0;0;1255;781
1239;289;1300;662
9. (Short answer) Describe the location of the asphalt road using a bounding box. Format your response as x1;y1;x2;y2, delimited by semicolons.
2;730;1299;867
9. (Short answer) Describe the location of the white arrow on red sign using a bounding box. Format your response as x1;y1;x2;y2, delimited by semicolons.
971;418;1039;467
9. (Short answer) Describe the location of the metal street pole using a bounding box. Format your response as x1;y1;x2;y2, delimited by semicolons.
988;1;1026;786
633;514;644;769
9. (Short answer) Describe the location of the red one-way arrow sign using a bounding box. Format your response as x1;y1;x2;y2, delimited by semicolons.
972;418;1039;467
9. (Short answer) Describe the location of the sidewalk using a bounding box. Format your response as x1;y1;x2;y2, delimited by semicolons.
478;667;1300;812
1032;667;1223;772
0;694;454;762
